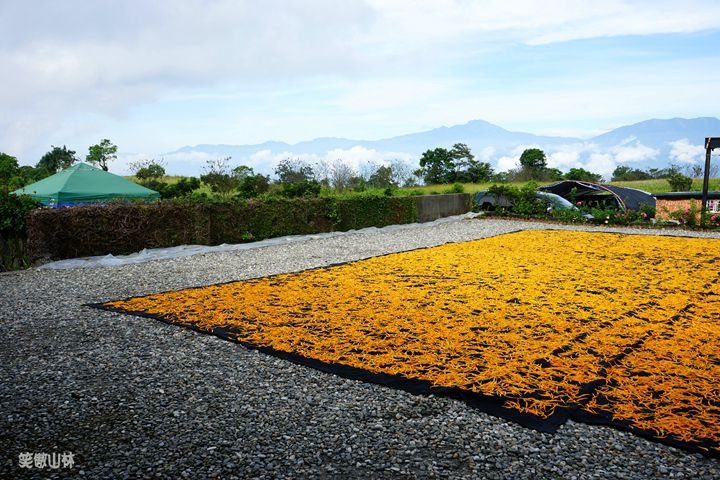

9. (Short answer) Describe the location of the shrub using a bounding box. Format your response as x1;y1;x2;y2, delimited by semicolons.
551;208;586;223
25;195;418;262
669;202;700;227
139;177;200;199
667;171;693;192
448;182;464;194
1;192;41;270
279;179;322;198
0;192;39;238
238;174;270;198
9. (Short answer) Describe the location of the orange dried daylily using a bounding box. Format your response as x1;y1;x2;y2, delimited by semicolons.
104;230;720;455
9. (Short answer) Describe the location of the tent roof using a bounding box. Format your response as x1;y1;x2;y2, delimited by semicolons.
13;163;159;205
538;180;656;211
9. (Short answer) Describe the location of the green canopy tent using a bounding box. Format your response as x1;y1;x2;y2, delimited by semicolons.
13;163;159;207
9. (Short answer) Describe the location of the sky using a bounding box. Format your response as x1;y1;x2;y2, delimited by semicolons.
2;0;720;174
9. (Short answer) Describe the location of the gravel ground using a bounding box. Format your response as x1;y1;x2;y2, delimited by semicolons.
1;217;719;479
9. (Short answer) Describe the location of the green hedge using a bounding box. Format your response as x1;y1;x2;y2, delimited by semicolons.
26;196;418;262
1;192;40;271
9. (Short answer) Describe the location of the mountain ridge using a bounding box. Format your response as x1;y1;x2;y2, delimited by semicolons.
161;117;720;177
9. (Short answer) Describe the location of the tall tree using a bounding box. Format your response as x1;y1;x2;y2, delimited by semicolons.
37;145;77;174
0;152;19;192
274;158;314;184
451;143;493;183
519;148;547;170
417;147;455;184
367;165;397;188
86;139;118;171
518;148;548;180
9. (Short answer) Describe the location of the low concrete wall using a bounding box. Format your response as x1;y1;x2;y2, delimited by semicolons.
415;193;473;223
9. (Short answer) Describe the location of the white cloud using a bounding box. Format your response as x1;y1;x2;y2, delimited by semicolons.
610;142;659;164
488;140;659;179
496;156;519;172
157;146;416;177
2;0;720;165
668;138;706;164
365;0;720;46
547;145;584;170
478;147;496;162
584;153;617;178
0;0;375;162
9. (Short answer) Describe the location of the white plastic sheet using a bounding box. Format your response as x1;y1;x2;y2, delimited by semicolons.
40;213;479;270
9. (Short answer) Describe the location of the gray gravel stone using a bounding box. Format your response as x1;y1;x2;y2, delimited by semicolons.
1;218;719;479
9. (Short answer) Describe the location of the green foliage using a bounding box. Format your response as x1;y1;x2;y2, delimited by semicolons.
0;152;20;192
227;164;270;198
486;183;516;199
135;163;166;180
86;139;118;171
274;158;320;197
334;195;417;231
490;171;512;183
417;147;455;184
668;202;700;227
707;212;720;228
518;148;547;178
446;182;465;193
667;169;693;192
0;153;46;191
139;177;201;199
611;165;677;182
37;145;77;175
417;143;493;185
545;168;564;181
238;173;270;198
0;192;40;271
367;165;396;188
586;208;649;226
611;166;652;181
0;192;40;238
564;167;602;182
512;181;546;215
551;207;586;223
279;179;322;198
485;182;546;215
200;157;238;199
130;158;166;180
12;166;44;190
638;204;656;219
499;148;561;182
451;143;493;183
26;194;418;262
275;158;314;184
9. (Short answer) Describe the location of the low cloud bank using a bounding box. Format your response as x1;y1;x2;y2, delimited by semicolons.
117;138;709;181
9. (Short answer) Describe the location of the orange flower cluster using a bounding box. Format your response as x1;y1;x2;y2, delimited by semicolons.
104;230;720;455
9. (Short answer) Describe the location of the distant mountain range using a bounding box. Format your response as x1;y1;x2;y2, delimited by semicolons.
161;117;720;178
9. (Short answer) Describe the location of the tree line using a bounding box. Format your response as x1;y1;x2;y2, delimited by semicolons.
0;139;118;192
2;139;713;197
415;145;603;184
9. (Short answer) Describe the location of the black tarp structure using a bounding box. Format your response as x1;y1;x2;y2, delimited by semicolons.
539;180;656;211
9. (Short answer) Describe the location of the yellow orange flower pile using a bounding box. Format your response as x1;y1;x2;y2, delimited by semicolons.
103;230;720;455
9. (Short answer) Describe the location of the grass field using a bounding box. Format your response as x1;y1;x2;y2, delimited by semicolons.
402;177;720;195
127;175;720;198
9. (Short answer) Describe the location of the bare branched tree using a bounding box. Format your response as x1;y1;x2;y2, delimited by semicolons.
329;159;356;190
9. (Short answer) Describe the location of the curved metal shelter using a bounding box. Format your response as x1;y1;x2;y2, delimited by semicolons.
538;180;655;211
